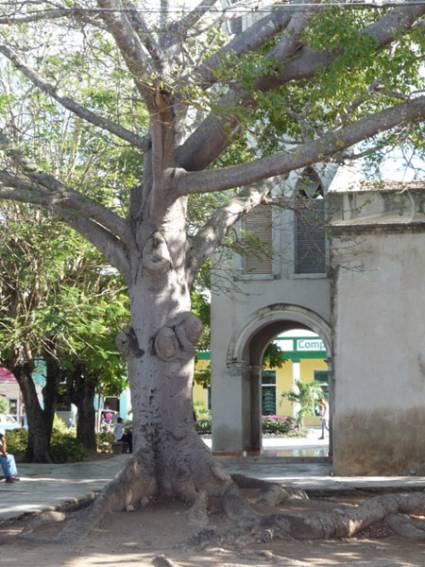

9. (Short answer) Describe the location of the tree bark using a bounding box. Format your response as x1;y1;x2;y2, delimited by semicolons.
13;363;52;463
69;366;97;453
42;347;60;439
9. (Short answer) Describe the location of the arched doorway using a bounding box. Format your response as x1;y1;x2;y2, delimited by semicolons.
225;304;332;457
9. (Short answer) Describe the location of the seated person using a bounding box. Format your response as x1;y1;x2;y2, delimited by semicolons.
113;417;133;453
113;417;124;442
0;432;19;483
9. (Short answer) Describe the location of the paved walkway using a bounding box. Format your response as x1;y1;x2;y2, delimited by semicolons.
3;439;425;523
0;456;128;521
203;427;330;458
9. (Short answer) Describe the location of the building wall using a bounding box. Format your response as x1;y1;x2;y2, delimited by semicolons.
331;187;425;474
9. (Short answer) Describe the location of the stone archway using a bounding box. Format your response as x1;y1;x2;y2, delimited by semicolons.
226;304;333;455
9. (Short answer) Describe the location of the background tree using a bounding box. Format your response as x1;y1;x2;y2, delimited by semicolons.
56;282;128;452
0;203;127;459
0;0;424;529
0;204;79;461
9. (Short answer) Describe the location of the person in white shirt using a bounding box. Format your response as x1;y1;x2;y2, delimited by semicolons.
113;417;124;442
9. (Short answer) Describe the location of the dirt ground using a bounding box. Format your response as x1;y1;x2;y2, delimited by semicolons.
1;491;425;567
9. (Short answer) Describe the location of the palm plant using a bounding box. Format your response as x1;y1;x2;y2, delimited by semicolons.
282;380;324;428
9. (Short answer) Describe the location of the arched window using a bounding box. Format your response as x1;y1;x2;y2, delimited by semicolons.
294;170;326;274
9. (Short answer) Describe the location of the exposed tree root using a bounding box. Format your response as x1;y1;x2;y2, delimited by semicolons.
55;451;157;544
254;492;425;540
231;473;309;506
30;461;425;546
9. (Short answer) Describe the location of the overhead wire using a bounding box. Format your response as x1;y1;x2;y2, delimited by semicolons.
3;1;425;17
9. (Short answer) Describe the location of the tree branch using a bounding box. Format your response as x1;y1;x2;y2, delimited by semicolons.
177;4;425;172
97;0;154;104
194;8;292;87
0;131;130;242
0;172;52;206
177;96;425;195
58;211;130;281
186;180;280;284
163;0;219;49
0;45;150;152
121;0;163;71
0;169;130;278
0;7;73;25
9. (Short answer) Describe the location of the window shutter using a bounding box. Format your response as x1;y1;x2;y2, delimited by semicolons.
243;205;273;274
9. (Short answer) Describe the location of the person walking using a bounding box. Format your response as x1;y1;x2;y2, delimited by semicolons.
318;397;329;440
0;432;19;483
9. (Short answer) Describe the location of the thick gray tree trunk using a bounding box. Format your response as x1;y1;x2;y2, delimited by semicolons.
112;196;231;504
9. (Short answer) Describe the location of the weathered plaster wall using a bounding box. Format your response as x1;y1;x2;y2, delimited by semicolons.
211;274;331;452
211;167;335;454
332;226;425;474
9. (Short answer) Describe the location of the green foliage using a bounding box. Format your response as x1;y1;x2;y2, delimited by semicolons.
191;288;211;351
282;381;325;427
261;416;298;435
195;417;212;435
194;363;211;389
0;202;128;417
263;343;284;369
5;420;86;462
52;414;69;434
0;397;9;414
50;431;86;463
194;402;211;434
97;431;115;453
5;428;27;455
193;401;210;420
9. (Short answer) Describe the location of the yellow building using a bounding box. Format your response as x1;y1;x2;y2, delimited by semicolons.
193;334;328;426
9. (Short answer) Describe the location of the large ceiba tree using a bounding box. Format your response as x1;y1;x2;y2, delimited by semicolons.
1;0;425;535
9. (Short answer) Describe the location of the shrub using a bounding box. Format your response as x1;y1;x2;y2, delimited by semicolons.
52;414;69;434
50;431;86;462
5;425;86;462
0;397;9;414
5;428;27;455
261;415;298;435
193;401;210;421
195;417;212;434
97;431;114;453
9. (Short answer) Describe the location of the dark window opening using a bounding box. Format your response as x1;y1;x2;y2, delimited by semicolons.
294;170;326;274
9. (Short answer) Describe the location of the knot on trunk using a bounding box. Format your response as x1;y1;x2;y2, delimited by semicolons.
142;231;172;275
116;327;144;359
175;313;203;351
153;326;179;361
153;312;203;361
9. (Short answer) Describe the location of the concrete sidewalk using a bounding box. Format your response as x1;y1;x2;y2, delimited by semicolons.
2;453;425;523
0;455;128;521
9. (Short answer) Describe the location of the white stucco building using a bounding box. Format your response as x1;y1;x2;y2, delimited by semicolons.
211;153;425;475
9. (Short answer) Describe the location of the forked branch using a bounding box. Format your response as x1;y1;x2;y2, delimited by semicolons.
177;96;425;195
177;4;425;172
97;0;155;103
163;0;219;49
